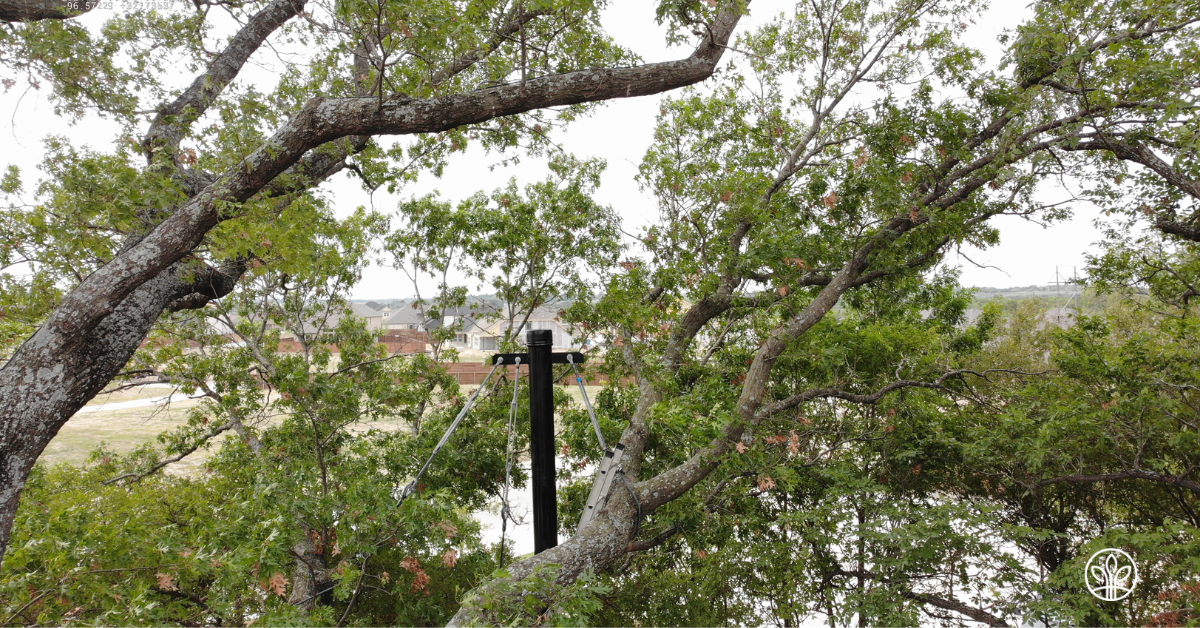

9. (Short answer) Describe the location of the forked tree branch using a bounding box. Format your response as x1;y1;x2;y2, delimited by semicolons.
144;0;308;159
833;568;1009;627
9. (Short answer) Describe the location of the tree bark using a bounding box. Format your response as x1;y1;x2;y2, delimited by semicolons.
0;0;93;21
287;533;332;609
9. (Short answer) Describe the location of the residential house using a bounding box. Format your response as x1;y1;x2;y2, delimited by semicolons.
350;302;386;331
454;305;580;351
386;304;435;331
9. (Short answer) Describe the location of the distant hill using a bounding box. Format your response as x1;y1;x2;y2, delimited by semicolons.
964;283;1129;316
968;284;1084;301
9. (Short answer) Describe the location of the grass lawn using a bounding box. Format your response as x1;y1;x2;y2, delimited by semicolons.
40;385;211;471
39;382;608;475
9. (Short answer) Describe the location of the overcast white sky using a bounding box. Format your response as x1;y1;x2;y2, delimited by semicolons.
1;0;1101;301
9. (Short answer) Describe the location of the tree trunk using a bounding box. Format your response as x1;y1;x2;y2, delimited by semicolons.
288;533;333;609
0;263;240;557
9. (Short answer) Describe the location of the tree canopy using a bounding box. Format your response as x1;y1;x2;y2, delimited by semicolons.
2;0;1200;625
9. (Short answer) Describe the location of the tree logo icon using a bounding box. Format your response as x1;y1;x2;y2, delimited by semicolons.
1085;548;1138;601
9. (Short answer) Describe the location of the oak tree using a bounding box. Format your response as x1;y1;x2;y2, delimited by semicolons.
0;0;747;562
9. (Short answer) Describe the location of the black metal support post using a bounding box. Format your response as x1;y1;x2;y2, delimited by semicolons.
526;329;557;554
491;345;586;554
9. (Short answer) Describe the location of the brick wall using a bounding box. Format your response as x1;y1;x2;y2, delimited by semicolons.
443;361;627;386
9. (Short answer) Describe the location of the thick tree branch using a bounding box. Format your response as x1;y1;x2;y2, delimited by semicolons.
833;568;1009;626
1031;468;1200;497
0;0;93;21
633;221;912;512
43;3;743;344
144;0;308;158
1063;138;1200;241
166;257;253;312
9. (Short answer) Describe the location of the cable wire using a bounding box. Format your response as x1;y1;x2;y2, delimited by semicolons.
567;354;607;452
395;359;504;507
499;357;522;566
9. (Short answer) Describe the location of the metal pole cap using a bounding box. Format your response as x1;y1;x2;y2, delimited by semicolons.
526;329;552;346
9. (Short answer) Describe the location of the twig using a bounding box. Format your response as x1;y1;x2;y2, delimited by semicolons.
337;555;370;626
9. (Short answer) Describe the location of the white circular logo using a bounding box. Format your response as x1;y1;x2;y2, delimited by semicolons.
1085;548;1138;601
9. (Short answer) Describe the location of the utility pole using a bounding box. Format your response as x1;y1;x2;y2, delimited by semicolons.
492;331;585;554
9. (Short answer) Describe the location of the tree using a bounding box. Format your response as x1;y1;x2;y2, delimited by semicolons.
434;0;1200;623
0;201;565;624
387;154;622;351
0;0;748;561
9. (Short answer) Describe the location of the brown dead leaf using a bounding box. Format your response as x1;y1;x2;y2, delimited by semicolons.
758;475;776;491
442;549;459;568
413;570;431;594
434;520;458;539
853;148;869;170
268;572;289;597
156;572;178;592
822;192;839;209
735;442;748;454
